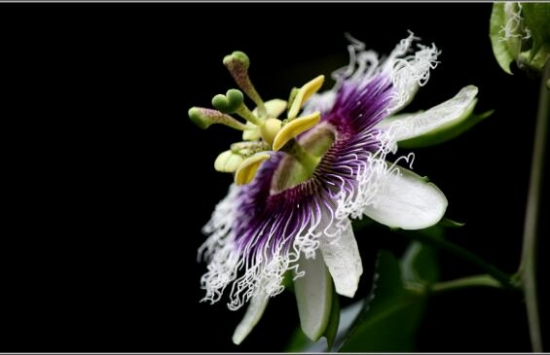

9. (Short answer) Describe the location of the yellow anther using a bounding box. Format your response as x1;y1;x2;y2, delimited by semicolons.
244;100;288;141
214;150;244;173
272;111;321;151
260;118;282;146
287;75;325;120
253;99;288;119
235;152;271;185
243;123;262;141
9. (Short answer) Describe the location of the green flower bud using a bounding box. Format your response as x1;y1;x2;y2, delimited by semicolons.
490;2;550;75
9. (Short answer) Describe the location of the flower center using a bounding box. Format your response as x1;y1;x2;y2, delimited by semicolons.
271;123;336;193
188;51;334;186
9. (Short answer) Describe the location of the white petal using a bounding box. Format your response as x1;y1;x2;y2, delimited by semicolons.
320;219;363;298
293;253;332;341
232;291;269;345
364;165;448;230
376;85;479;142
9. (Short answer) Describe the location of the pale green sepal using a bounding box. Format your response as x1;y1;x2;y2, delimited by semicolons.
398;109;493;149
377;86;492;148
320;219;362;298
294;252;333;342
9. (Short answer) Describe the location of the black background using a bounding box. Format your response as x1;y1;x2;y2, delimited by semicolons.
1;2;547;352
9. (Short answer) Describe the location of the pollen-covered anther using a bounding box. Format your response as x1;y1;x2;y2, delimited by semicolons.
235;152;271;185
214;150;244;173
230;141;270;157
272;111;321;151
288;75;325;120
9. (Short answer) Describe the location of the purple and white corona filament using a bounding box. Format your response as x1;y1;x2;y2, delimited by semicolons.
190;32;481;344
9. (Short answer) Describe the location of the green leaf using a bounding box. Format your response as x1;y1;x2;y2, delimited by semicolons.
287;244;444;352
285;328;314;352
337;251;427;352
438;218;465;228
522;3;550;71
401;242;440;286
522;4;550;59
324;285;340;351
490;3;515;75
351;216;375;231
281;270;295;291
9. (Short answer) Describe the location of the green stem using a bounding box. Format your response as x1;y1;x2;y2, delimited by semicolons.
518;61;549;353
429;274;502;293
399;230;517;290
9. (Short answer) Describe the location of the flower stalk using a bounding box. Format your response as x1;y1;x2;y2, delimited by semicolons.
429;274;502;293
518;61;549;353
398;229;518;291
